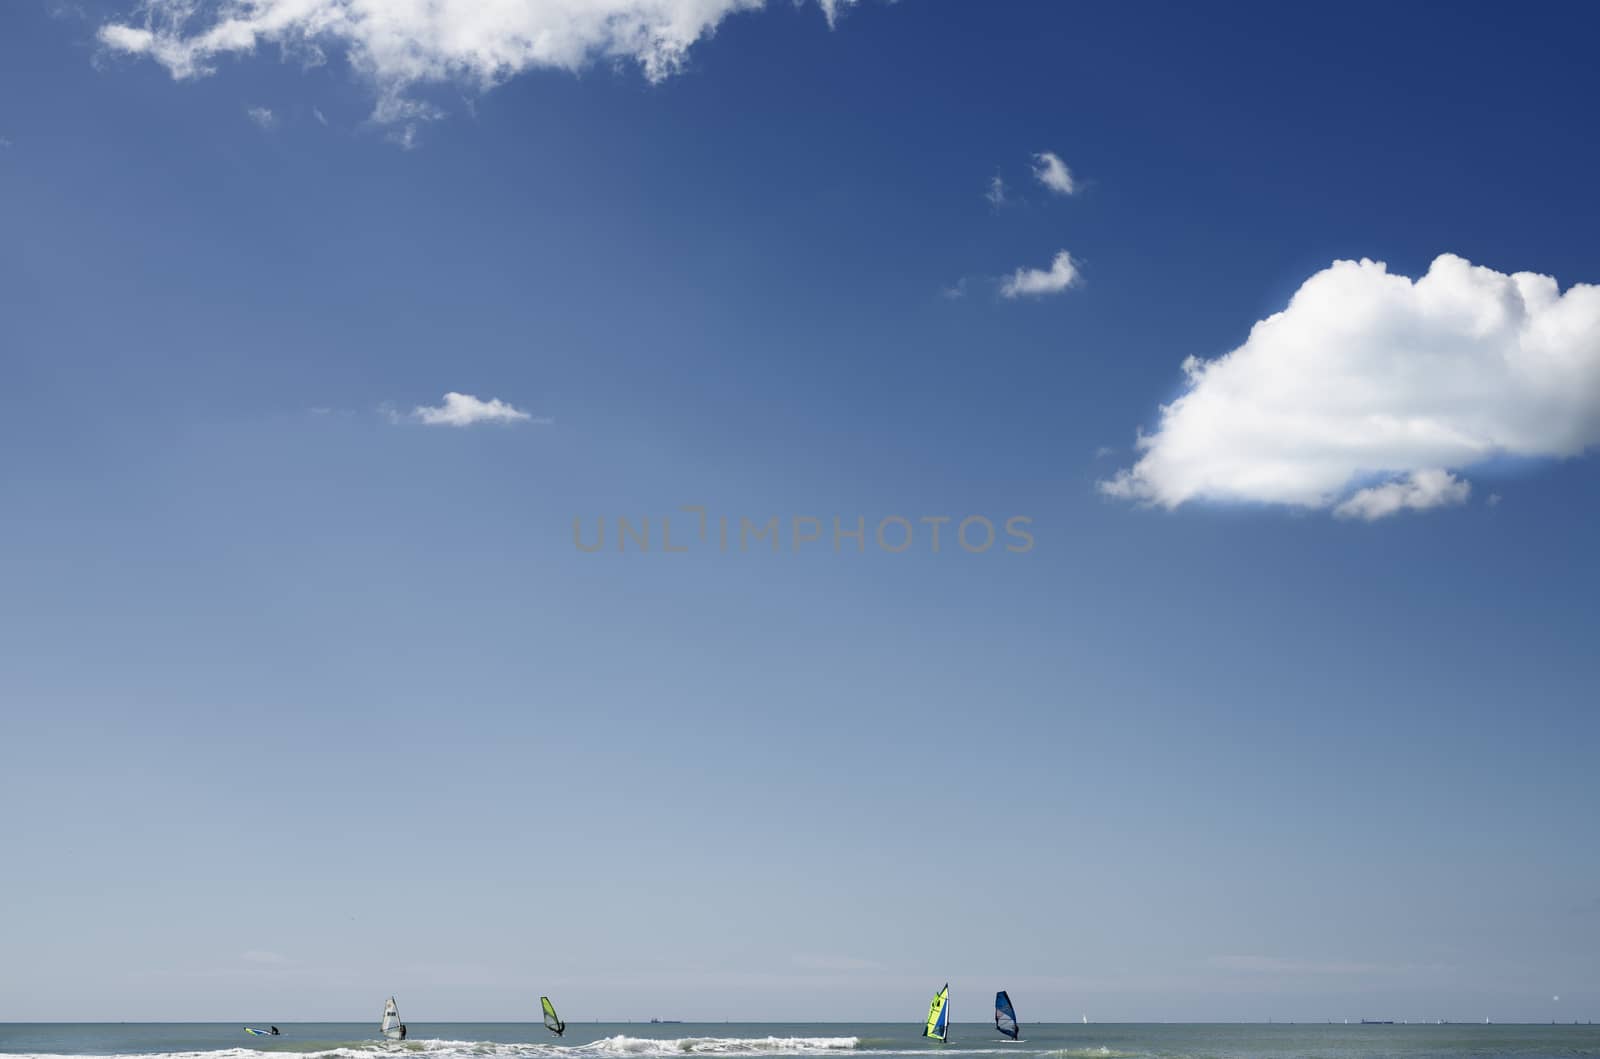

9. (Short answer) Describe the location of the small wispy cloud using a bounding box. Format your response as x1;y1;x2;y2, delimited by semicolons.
0;136;12;148
245;105;277;129
374;91;444;149
1487;492;1503;507
312;106;328;126
1208;954;1441;977
241;950;290;965
985;173;1007;208
1000;250;1080;298
791;954;882;973
941;278;969;300
405;392;546;428
1032;150;1076;195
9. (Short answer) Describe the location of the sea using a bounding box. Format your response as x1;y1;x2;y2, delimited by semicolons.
2;1023;1598;1059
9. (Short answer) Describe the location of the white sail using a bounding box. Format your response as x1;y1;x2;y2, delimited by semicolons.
382;997;405;1040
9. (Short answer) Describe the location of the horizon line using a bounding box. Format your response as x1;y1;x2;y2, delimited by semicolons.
1;1019;1592;1026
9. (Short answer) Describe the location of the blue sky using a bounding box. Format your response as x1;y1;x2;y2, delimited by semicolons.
2;0;1598;1025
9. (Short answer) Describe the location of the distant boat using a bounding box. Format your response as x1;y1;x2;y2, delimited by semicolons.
243;1028;279;1038
382;997;407;1040
648;1019;682;1024
994;991;1019;1041
923;984;950;1043
1081;1015;1088;1025
1360;1020;1393;1025
541;997;566;1037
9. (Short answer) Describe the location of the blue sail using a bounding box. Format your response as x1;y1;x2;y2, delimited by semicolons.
924;985;950;1042
995;991;1018;1040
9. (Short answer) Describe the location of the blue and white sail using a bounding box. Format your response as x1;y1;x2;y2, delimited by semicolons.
994;992;1019;1040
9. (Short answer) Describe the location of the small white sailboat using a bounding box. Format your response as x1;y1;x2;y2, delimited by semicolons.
1081;1015;1088;1025
381;997;407;1041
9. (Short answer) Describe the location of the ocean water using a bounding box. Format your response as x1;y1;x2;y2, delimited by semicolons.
2;1023;1598;1059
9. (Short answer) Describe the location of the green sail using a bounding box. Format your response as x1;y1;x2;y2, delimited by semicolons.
923;984;950;1042
541;996;565;1036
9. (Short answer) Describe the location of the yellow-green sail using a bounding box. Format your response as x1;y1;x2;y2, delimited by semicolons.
924;984;950;1042
541;996;565;1037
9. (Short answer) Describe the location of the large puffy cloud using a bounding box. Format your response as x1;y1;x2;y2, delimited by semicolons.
98;0;856;125
1101;254;1600;517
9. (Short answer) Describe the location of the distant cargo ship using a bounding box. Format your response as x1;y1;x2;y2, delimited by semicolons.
1360;1020;1394;1025
649;1019;683;1025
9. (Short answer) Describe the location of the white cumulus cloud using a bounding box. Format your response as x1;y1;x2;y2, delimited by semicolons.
1031;150;1075;195
1333;469;1472;521
1000;250;1080;299
411;392;535;427
245;105;276;129
97;0;857;136
1101;254;1600;518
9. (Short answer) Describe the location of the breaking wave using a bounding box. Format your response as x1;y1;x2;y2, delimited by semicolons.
4;1039;862;1059
590;1039;859;1056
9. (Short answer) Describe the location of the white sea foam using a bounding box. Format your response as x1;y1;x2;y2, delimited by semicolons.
589;1039;858;1056
6;1038;861;1059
